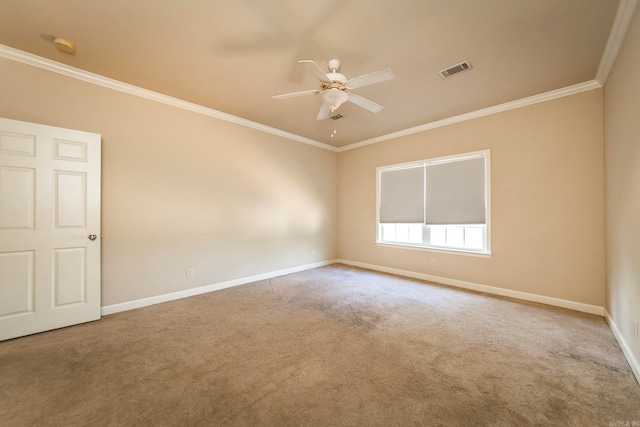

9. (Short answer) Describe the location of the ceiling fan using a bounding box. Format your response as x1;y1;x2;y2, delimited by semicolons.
272;59;395;120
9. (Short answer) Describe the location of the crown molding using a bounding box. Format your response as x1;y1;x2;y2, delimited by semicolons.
596;0;639;84
0;44;338;153
337;80;602;152
339;0;636;152
0;31;617;155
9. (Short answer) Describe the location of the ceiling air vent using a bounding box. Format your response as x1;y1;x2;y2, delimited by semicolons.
330;113;343;120
439;60;472;79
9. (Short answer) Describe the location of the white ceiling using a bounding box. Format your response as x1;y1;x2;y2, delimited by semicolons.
0;0;621;147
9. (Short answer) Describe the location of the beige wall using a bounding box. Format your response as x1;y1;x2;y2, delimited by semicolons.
0;53;611;312
338;89;605;306
0;58;337;306
604;6;640;368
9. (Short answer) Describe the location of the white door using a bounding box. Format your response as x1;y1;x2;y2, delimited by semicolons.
0;117;101;341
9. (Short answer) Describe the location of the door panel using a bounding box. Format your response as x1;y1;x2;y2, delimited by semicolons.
0;131;36;156
0;117;101;341
54;139;87;162
0;251;35;317
53;247;86;307
55;171;87;228
0;166;35;229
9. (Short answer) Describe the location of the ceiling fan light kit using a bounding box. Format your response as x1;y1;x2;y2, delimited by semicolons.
323;88;349;111
273;59;395;120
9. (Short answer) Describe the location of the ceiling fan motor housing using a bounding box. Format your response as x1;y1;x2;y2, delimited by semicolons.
327;72;347;84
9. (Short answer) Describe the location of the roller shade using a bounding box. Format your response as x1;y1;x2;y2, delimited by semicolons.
379;165;425;223
425;157;486;225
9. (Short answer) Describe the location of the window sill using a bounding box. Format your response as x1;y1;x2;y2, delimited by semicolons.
375;241;492;258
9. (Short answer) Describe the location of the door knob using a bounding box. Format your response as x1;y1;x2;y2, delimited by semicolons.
88;234;97;241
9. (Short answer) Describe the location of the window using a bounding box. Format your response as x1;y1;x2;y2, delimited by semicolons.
376;150;490;255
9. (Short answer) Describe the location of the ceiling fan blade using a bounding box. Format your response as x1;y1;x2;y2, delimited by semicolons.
347;93;384;113
346;68;395;89
316;102;330;120
272;89;320;100
298;60;332;84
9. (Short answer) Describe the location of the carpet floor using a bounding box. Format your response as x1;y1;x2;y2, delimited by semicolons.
1;264;639;426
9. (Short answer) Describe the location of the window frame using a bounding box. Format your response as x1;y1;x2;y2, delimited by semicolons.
375;150;491;257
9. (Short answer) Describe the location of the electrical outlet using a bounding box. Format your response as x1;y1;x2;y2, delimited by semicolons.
634;319;638;338
312;249;316;256
431;258;436;266
186;268;194;278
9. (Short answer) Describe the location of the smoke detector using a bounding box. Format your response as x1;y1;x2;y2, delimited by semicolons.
439;60;472;79
53;37;76;53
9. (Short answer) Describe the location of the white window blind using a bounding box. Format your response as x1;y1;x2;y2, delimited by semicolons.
379;165;425;223
425;157;486;225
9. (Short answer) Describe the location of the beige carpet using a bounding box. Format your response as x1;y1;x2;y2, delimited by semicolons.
1;264;639;426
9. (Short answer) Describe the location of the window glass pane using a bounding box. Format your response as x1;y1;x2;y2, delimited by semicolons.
464;227;483;249
382;224;396;241
381;224;487;253
408;224;422;243
396;224;409;242
446;226;464;248
430;225;446;246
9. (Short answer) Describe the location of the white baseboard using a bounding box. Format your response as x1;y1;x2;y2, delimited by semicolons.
101;260;337;316
103;258;605;317
605;310;640;385
336;259;605;316
101;258;637;385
